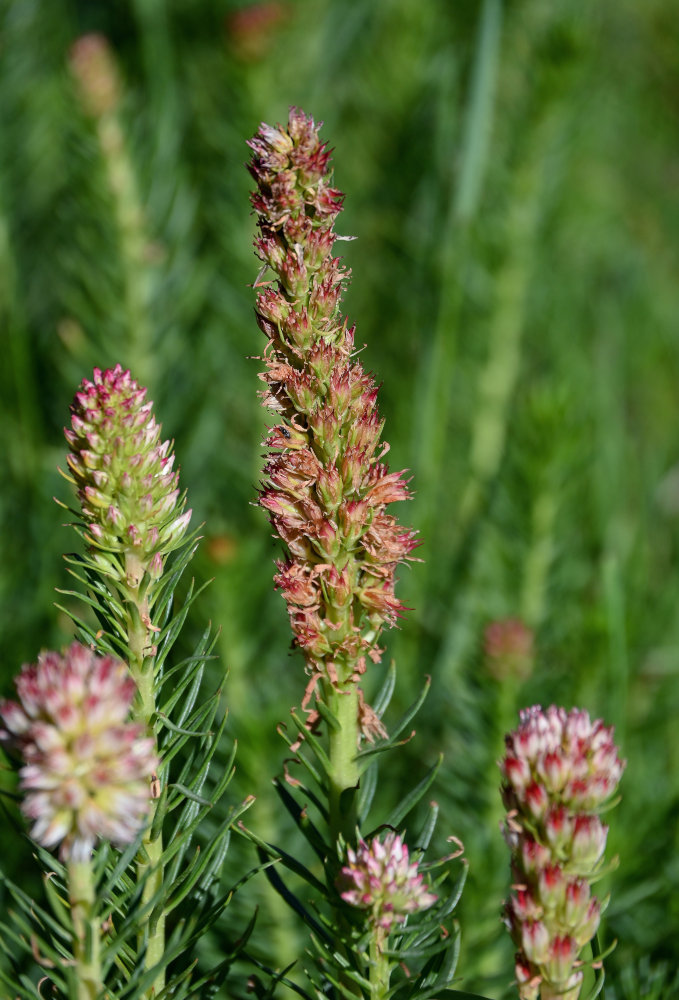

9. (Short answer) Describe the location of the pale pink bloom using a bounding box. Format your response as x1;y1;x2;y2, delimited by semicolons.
337;832;437;932
0;644;158;861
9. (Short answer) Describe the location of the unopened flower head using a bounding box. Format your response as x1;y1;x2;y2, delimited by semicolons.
0;643;158;862
69;33;121;118
484;618;535;682
248;109;417;737
337;832;437;933
500;706;625;1000
64;365;191;581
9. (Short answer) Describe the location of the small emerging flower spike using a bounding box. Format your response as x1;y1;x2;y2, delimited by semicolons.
0;643;158;862
248;109;417;740
500;706;625;1000
337;832;437;934
64;365;191;592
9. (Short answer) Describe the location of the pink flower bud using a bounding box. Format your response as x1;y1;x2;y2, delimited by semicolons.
65;366;190;580
336;832;437;933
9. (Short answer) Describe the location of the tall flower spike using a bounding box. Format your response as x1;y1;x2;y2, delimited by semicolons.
248;109;417;738
0;643;158;862
64;365;192;588
500;705;625;1000
337;832;437;934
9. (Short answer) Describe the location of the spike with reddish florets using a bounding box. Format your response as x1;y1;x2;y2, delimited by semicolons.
248;109;416;736
500;705;625;1000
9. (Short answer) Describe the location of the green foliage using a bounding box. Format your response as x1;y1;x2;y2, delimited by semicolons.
1;0;678;997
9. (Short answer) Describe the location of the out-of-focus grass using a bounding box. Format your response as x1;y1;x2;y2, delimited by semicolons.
1;0;678;996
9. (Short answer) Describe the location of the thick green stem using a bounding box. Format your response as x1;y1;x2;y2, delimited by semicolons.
68;859;102;1000
369;932;391;1000
327;684;360;845
125;552;165;998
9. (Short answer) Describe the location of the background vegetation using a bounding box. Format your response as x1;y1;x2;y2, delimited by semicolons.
1;0;678;996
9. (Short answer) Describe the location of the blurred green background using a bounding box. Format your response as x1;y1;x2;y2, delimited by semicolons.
2;0;679;996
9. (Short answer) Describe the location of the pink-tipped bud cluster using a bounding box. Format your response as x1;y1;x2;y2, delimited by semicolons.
337;832;437;933
500;706;625;1000
69;33;121;118
0;643;158;862
484;618;535;682
248;109;416;736
64;365;191;583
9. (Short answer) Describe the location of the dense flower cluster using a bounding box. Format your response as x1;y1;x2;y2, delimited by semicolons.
337;832;437;933
0;643;158;862
500;705;625;1000
248;109;416;736
64;365;191;585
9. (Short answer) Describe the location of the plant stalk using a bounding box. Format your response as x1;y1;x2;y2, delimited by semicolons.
369;932;391;1000
125;551;165;997
327;684;360;846
68;859;102;1000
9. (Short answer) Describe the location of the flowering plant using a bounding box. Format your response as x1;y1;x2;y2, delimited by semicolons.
0;102;626;1000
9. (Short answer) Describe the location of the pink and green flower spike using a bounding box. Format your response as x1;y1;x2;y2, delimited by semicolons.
248;109;417;739
500;705;625;1000
337;831;438;934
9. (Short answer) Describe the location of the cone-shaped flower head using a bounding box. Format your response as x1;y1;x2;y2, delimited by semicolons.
64;365;191;583
248;109;417;737
500;706;625;1000
337;832;437;933
70;33;120;118
0;643;158;862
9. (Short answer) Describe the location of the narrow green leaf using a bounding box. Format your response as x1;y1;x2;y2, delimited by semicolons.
290;710;332;774
383;753;443;828
276;724;323;788
356;760;378;823
315;697;341;733
256;848;331;942
167;782;212;806
272;777;330;860
372;659;397;718
454;0;503;223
